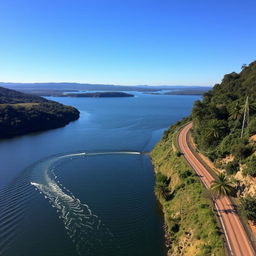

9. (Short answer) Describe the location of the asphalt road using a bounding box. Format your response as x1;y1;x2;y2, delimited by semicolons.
178;122;255;256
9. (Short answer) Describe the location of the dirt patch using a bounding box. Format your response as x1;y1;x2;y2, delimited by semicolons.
250;134;256;142
220;154;234;165
248;221;256;236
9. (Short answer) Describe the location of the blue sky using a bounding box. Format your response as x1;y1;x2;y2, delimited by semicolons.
0;0;255;86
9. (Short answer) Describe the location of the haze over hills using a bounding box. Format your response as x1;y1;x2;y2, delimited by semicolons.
0;82;211;96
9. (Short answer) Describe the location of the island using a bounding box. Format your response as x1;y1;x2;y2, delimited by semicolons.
62;92;134;98
0;87;80;138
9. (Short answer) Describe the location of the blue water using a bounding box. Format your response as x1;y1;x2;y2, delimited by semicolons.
0;93;200;256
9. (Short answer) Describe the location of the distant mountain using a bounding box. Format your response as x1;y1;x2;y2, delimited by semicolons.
0;82;211;95
0;87;79;138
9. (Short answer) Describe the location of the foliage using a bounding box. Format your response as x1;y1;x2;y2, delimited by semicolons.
248;117;256;136
179;170;193;179
154;172;170;200
243;156;256;177
211;173;235;198
151;121;224;256
176;151;183;157
226;160;239;175
155;172;170;185
192;60;256;175
241;196;256;223
231;142;252;160
0;86;48;104
0;87;80;138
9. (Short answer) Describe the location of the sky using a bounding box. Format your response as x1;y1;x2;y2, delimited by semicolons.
0;0;256;86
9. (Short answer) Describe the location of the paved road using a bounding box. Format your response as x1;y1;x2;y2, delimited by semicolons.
178;122;255;256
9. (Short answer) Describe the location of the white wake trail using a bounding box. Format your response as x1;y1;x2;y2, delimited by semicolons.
30;151;139;255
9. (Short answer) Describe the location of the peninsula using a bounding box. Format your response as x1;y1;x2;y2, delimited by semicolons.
0;87;80;138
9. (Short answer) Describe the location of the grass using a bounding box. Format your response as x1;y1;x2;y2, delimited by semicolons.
150;121;225;256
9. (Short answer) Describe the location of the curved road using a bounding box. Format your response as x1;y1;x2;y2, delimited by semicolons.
178;123;255;256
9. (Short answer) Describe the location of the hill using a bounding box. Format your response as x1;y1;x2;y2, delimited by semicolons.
0;87;79;138
191;61;256;230
192;61;256;171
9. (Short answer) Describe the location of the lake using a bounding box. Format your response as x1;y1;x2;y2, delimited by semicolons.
0;93;200;256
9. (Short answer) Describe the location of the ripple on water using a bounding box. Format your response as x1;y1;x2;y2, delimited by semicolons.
0;151;142;256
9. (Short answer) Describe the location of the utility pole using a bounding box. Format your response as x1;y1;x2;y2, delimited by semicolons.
241;96;249;138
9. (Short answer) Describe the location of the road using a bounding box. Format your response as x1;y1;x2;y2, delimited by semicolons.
178;122;255;256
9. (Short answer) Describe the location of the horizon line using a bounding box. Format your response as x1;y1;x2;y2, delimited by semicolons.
0;81;212;87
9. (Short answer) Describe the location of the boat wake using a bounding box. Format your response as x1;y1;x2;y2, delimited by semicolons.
0;151;140;255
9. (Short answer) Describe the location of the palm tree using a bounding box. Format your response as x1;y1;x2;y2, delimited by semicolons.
207;120;225;139
211;173;235;198
155;183;169;200
207;126;221;139
229;102;243;121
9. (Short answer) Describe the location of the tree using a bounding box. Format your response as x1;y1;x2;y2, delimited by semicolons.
154;172;170;200
154;183;169;200
206;119;227;139
211;173;235;198
229;102;243;121
231;142;252;160
226;160;239;175
241;64;247;70
243;157;256;177
241;196;256;223
248;117;256;136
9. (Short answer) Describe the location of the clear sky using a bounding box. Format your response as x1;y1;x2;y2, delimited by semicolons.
0;0;255;86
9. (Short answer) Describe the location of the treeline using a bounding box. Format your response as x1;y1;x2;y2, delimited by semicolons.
192;61;256;177
0;86;48;104
0;87;79;138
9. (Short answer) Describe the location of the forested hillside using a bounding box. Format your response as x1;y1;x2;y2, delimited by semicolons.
0;87;79;138
192;61;256;177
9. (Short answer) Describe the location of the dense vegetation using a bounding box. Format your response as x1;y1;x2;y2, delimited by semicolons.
0;87;79;138
191;60;256;229
0;86;48;104
192;61;256;171
241;196;256;224
151;119;224;256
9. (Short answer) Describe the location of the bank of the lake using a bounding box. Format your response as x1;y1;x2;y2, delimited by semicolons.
151;118;225;256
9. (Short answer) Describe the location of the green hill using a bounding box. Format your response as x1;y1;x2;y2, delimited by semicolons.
192;61;256;170
0;87;80;138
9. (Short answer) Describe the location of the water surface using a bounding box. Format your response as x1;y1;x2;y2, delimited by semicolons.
0;93;199;255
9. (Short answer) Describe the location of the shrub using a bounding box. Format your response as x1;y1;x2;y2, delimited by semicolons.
167;218;180;234
248;118;256;136
155;172;170;185
179;170;193;179
176;151;183;157
231;143;252;159
241;196;256;223
243;157;256;177
226;160;239;175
